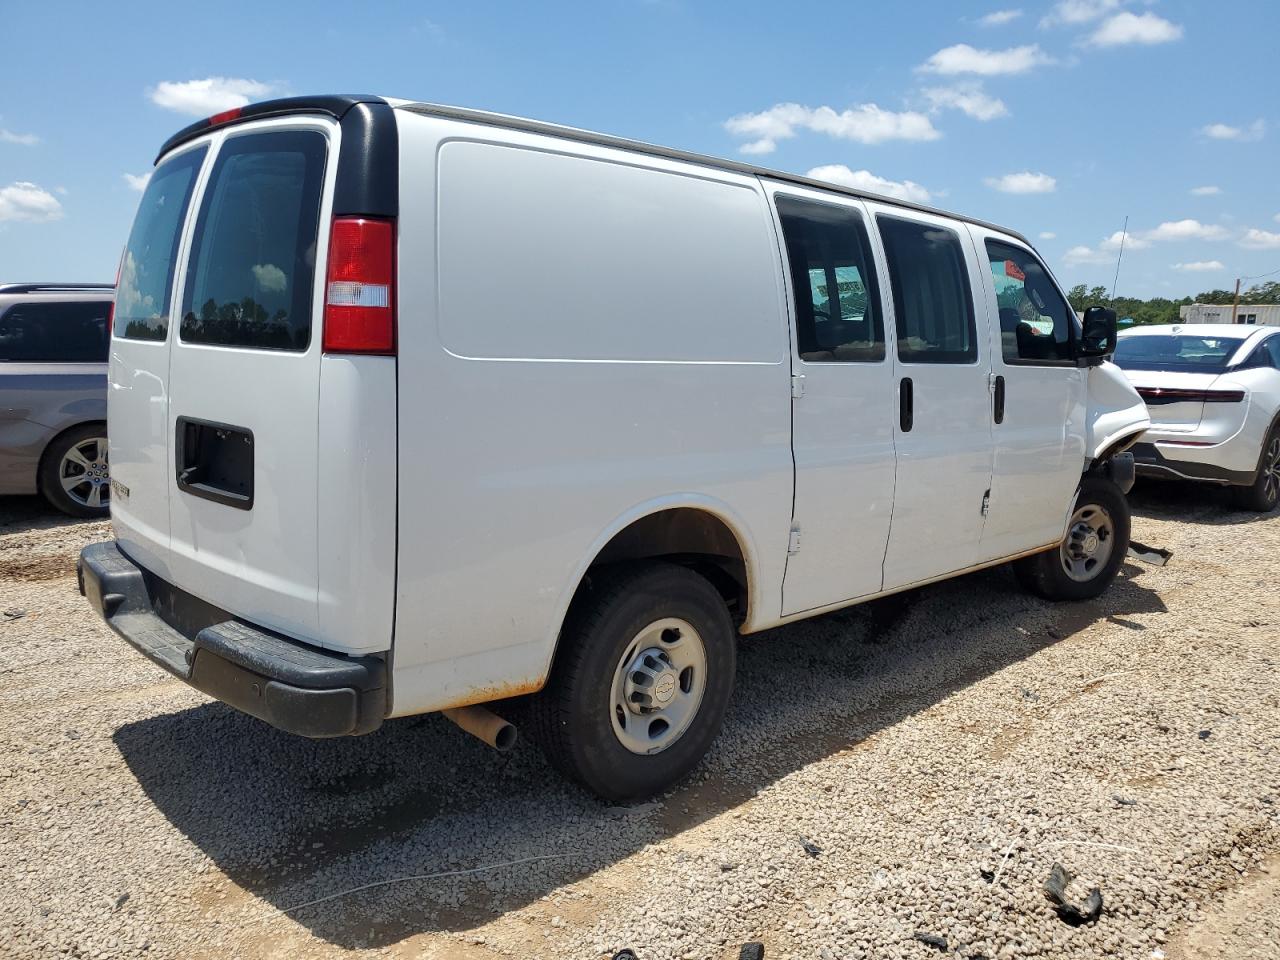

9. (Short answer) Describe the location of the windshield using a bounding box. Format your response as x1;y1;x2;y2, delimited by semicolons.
1112;334;1246;373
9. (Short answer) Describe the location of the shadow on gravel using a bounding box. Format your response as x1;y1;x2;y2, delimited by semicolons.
0;496;92;534
113;562;1167;949
1128;477;1275;526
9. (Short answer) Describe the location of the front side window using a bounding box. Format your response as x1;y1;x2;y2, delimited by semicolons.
0;301;111;362
877;216;976;364
114;146;207;341
181;130;327;351
776;195;884;362
1266;336;1280;368
986;240;1075;364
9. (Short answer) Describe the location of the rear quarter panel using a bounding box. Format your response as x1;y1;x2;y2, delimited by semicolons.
390;112;793;715
0;364;106;494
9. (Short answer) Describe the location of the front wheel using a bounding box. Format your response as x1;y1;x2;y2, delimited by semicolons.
528;562;736;802
1014;476;1130;601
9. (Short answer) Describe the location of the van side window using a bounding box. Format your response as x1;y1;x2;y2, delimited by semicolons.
115;146;207;341
0;302;111;362
181;131;327;352
877;216;976;364
776;196;884;363
1267;336;1280;368
986;240;1074;364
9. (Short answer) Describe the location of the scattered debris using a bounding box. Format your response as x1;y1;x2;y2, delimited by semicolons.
612;951;638;960
800;838;821;858
114;893;129;910
65;730;81;741
979;867;996;883
1046;625;1064;640
739;943;764;960
2;608;25;621
1198;730;1212;740
1113;794;1138;807
912;931;949;951
1044;863;1103;926
1020;688;1040;702
1127;541;1172;566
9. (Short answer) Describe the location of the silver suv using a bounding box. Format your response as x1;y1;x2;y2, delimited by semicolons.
0;283;113;517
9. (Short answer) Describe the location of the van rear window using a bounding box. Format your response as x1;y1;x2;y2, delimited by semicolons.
180;131;327;351
115;146;207;341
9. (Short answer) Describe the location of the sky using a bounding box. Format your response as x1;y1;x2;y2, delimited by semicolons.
1;0;1278;300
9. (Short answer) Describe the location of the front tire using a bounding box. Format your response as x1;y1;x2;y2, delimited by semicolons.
39;424;110;519
528;562;736;802
1230;426;1280;513
1014;476;1130;601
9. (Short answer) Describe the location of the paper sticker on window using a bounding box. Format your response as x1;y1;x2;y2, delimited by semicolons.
1004;260;1025;282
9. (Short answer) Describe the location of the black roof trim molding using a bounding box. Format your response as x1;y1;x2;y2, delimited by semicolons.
155;94;388;163
0;283;114;295
397;100;1030;246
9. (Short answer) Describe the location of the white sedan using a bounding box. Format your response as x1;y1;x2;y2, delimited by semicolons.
1113;323;1280;512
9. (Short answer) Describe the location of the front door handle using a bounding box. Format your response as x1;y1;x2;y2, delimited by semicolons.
899;377;914;433
993;375;1006;424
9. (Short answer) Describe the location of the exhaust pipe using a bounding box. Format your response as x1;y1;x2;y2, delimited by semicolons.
443;705;518;752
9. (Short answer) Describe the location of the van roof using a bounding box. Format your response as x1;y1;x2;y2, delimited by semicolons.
155;94;1034;249
397;100;1033;246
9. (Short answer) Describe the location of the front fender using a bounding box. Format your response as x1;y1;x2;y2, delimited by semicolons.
1086;360;1149;461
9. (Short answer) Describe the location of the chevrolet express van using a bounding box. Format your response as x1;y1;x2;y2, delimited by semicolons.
79;95;1149;800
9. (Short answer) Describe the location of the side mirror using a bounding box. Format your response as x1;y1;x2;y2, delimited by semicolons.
1078;306;1117;361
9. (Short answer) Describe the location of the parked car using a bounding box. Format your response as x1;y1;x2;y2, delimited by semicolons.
0;283;114;517
1114;324;1280;512
78;95;1150;800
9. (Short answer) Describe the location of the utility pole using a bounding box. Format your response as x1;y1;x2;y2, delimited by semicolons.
1231;277;1241;323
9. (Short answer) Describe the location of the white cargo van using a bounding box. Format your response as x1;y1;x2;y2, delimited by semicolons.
80;95;1150;800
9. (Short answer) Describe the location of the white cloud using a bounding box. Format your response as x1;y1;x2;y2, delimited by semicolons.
251;263;288;293
1240;228;1280;250
1040;0;1121;27
1173;261;1225;272
1145;219;1228;242
147;77;274;117
1274;212;1280;224
0;127;39;146
1039;232;1057;240
979;9;1023;26
0;181;64;222
1090;12;1183;46
1190;185;1221;196
1064;245;1112;265
724;103;940;155
806;165;932;204
122;172;150;192
984;171;1056;194
1200;120;1265;142
1101;229;1149;251
919;43;1052;76
922;85;1009;121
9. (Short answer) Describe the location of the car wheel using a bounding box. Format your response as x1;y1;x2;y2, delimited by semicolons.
1230;426;1280;513
528;562;736;802
39;424;110;519
1013;477;1130;602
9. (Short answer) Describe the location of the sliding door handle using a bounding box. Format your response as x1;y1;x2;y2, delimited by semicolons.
993;375;1006;424
899;377;914;433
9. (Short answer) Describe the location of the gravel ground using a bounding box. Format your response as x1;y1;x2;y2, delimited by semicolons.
1;481;1278;960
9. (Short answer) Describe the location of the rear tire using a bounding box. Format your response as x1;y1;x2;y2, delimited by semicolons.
39;424;110;519
1013;477;1130;601
528;562;736;802
1230;426;1280;513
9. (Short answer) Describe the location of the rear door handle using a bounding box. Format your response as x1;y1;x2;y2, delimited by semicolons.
899;377;913;433
993;375;1006;424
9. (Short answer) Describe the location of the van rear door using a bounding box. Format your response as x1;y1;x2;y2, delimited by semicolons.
163;122;333;643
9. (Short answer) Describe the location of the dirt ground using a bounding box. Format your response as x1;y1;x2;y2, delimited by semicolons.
1;481;1278;960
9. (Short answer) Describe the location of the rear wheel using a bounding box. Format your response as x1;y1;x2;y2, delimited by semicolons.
1231;426;1280;513
1013;476;1130;601
39;424;110;519
528;562;736;802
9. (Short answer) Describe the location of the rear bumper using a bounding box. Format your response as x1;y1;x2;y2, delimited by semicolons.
77;541;386;737
1131;442;1255;486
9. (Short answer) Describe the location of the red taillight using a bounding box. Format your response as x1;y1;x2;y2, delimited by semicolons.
1136;387;1245;404
322;217;395;354
208;107;243;126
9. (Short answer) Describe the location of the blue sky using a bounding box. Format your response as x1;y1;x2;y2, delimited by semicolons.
1;0;1277;299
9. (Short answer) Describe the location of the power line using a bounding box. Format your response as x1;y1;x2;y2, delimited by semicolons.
1110;215;1128;299
1240;265;1280;282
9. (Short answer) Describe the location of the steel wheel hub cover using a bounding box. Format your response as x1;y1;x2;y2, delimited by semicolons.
610;617;707;756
